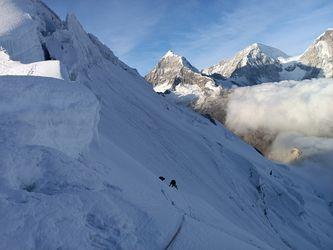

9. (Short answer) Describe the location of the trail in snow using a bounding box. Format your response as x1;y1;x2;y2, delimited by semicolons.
165;215;186;250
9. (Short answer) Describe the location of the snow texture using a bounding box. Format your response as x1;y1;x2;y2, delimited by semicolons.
0;1;332;249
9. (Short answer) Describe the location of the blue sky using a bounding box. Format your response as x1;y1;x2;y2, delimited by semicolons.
44;0;333;75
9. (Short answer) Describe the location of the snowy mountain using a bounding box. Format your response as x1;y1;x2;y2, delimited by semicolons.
202;30;333;85
145;32;333;113
145;50;219;92
0;1;332;249
145;50;225;118
299;29;333;78
146;30;333;159
202;43;288;86
147;30;332;89
203;31;333;85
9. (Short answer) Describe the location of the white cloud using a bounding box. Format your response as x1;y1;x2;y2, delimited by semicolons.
226;78;333;163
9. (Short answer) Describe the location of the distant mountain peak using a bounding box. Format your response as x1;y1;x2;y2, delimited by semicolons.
300;28;333;78
314;28;333;42
201;43;288;85
159;50;198;73
145;50;216;92
163;50;176;58
244;42;289;59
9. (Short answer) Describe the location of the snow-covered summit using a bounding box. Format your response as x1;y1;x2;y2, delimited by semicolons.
246;42;289;60
202;43;287;85
163;49;176;58
145;51;226;121
300;29;333;78
161;49;199;72
145;50;214;93
200;31;333;86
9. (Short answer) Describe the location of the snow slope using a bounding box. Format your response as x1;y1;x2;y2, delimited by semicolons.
0;50;67;79
0;1;332;249
0;76;99;157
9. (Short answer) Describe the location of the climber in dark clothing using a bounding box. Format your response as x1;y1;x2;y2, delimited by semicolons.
159;176;165;181
169;179;178;189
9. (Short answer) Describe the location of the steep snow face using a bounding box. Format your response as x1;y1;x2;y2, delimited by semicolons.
0;0;130;82
1;1;333;249
44;13;136;82
0;76;99;157
0;0;62;63
202;43;288;86
300;29;333;78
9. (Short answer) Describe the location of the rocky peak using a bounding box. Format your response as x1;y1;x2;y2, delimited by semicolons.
300;29;333;78
160;50;199;72
145;50;216;92
202;43;287;85
246;43;288;60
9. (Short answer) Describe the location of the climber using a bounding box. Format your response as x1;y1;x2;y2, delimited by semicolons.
169;179;178;189
159;176;165;181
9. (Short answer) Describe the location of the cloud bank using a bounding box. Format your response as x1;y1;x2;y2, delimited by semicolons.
226;78;333;163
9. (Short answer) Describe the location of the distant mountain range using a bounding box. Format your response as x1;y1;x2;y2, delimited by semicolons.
145;29;333;154
146;29;333;89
